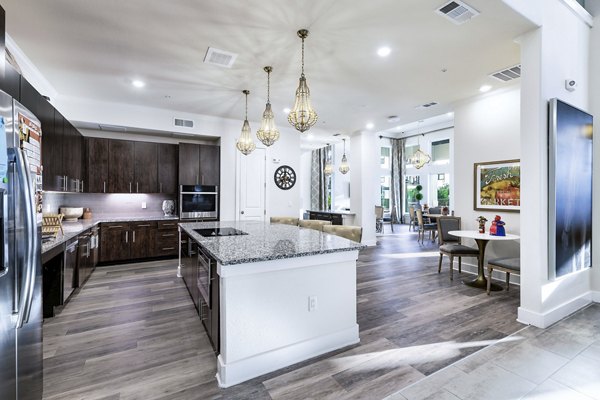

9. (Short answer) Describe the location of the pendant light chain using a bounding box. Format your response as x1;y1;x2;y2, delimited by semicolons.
245;91;248;118
301;36;305;76
267;68;271;103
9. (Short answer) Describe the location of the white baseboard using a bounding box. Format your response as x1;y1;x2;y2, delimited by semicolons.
363;239;377;247
216;324;360;388
518;292;593;328
592;291;600;303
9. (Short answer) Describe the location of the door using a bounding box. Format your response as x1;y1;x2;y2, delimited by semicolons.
100;223;130;262
86;138;109;193
199;144;220;186
158;143;178;194
134;141;158;193
108;140;134;193
178;143;200;185
238;147;266;221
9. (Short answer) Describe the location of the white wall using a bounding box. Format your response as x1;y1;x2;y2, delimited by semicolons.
350;132;378;245
590;14;600;298
333;140;351;210
506;0;594;327
453;86;521;262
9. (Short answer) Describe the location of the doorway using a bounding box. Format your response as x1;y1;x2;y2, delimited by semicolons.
236;147;266;221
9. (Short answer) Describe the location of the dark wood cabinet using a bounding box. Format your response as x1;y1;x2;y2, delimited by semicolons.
100;223;131;262
0;63;20;100
154;221;179;257
178;143;200;185
64;121;83;192
19;77;40;116
130;221;157;259
39;99;63;191
199;145;220;186
158;143;178;194
108;140;135;193
85;137;109;193
179;143;220;187
76;230;92;287
134;142;158;193
180;232;198;311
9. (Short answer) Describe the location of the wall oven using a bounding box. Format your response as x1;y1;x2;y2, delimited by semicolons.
179;185;218;220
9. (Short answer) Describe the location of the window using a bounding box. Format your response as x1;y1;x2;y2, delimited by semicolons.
404;176;420;212
405;144;418;165
432;139;450;163
380;175;391;211
431;173;450;207
380;147;391;169
380;145;392;212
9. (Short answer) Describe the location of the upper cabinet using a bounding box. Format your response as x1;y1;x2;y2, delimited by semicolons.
179;143;220;187
85;137;109;193
108;140;135;193
39;99;62;191
158;143;178;194
134;142;158;193
0;63;20;99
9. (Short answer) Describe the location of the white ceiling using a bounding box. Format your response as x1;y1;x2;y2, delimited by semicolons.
2;0;534;135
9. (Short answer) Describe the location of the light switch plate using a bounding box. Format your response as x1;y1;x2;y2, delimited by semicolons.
142;202;147;209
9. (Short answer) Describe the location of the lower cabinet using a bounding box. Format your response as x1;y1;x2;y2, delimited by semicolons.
180;232;199;311
76;229;93;287
99;220;179;263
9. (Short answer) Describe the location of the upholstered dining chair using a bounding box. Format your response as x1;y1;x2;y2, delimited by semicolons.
375;206;384;234
437;216;480;280
270;216;299;226
298;219;332;231
416;209;437;244
408;206;418;231
487;258;520;295
322;225;363;243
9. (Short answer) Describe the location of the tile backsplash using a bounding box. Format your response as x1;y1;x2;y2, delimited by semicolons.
43;192;178;218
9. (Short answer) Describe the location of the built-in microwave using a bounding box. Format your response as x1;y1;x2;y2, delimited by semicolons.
179;185;218;220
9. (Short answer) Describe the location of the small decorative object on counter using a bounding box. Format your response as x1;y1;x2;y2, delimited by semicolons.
489;215;506;236
42;213;64;237
162;200;176;216
442;206;449;215
477;216;488;234
60;207;84;222
83;208;92;220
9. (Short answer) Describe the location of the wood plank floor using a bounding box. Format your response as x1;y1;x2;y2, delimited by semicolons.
43;229;523;400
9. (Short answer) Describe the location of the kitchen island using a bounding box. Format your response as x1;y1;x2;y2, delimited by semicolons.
178;221;364;388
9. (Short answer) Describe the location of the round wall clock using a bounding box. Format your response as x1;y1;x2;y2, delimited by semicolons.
274;165;296;190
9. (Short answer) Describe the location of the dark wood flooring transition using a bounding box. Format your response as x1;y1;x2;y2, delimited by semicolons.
42;229;523;400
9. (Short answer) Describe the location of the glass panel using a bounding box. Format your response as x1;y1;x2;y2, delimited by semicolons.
432;139;450;162
380;147;391;169
405;145;418;164
380;175;391;211
433;173;450;207
404;175;420;212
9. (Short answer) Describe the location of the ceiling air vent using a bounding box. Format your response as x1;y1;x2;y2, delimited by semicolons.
490;64;521;82
435;1;480;25
174;118;194;128
203;47;238;68
99;124;127;132
415;101;438;110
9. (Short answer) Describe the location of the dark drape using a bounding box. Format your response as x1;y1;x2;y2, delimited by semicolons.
390;138;406;224
310;147;327;210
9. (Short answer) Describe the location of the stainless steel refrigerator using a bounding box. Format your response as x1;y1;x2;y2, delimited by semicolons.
0;88;43;399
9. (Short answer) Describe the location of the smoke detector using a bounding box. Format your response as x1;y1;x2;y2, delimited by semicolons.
203;47;238;68
387;115;401;123
435;1;480;25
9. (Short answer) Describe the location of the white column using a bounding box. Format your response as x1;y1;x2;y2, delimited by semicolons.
506;0;594;327
590;13;600;300
350;131;378;246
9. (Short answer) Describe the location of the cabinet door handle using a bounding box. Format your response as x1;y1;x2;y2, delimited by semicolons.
133;231;136;243
159;183;162;193
108;225;123;229
196;174;199;185
137;224;151;227
129;182;132;193
103;181;106;193
136;182;139;193
162;233;175;237
81;180;84;193
125;231;128;243
202;175;204;184
64;175;68;192
162;247;175;251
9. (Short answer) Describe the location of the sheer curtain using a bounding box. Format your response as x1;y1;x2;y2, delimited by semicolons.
390;138;406;224
310;146;328;210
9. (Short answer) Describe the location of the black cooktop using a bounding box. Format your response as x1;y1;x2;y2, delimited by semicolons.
194;227;248;237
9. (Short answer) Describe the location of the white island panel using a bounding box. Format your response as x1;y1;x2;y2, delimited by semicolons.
217;250;359;388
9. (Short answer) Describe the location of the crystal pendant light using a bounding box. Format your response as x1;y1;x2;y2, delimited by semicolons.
256;66;280;146
236;90;256;155
339;139;350;174
323;144;334;176
288;29;318;133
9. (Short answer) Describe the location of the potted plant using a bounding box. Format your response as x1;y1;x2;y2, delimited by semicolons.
415;184;423;205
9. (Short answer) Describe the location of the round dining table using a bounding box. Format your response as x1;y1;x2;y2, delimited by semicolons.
448;230;520;291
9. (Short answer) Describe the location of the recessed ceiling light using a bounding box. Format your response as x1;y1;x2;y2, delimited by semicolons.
479;85;492;93
377;47;391;57
283;107;291;114
132;80;145;88
387;115;401;123
446;112;454;117
366;122;375;130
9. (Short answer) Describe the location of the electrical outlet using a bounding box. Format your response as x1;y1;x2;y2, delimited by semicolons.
141;202;147;209
308;296;318;312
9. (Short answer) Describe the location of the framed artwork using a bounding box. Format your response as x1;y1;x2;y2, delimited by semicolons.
548;98;593;279
473;159;520;212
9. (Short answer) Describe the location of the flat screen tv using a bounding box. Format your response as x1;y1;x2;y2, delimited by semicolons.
549;98;593;279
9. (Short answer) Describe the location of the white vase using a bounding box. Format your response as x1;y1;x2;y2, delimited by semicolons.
162;200;175;216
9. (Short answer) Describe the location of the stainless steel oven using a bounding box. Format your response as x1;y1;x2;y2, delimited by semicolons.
179;185;218;220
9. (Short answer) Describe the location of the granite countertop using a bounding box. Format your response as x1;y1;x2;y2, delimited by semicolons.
179;221;365;266
41;214;179;254
307;210;356;216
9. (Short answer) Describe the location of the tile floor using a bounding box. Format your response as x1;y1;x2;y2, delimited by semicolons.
386;303;600;400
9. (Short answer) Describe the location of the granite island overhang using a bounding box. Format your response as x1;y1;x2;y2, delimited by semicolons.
178;221;365;388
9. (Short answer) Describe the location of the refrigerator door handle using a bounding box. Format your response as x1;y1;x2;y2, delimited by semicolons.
0;190;8;278
9;148;38;329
